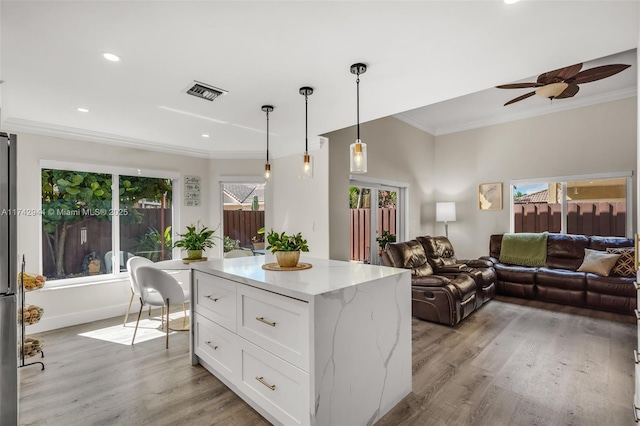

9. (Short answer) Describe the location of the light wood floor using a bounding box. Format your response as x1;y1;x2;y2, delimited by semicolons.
19;296;635;426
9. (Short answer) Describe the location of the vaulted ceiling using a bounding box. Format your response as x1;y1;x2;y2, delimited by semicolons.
1;1;638;159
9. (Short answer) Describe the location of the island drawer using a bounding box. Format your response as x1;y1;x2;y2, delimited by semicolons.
238;338;309;426
193;271;237;332
237;284;309;371
194;313;240;383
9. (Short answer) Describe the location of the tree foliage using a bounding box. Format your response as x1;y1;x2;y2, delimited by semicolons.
42;169;172;278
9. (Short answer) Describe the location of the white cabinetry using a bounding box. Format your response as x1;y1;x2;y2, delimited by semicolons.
190;256;411;426
635;281;640;422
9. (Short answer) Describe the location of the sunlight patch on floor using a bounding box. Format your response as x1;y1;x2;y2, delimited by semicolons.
78;312;189;345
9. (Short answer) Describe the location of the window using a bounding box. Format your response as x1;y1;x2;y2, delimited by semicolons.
41;167;174;282
511;173;631;237
221;182;265;254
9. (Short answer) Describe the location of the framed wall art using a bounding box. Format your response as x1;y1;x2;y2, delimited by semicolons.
478;182;502;210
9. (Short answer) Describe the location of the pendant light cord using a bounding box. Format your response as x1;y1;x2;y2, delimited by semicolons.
356;73;360;141
305;93;309;154
266;109;270;163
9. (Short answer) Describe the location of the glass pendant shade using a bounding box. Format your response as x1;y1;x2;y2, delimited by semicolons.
299;87;314;180
264;163;271;183
350;140;367;173
261;105;274;184
300;153;313;180
349;63;368;174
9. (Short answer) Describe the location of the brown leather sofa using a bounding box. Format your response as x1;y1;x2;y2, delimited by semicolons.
417;236;496;306
383;237;496;326
484;233;636;314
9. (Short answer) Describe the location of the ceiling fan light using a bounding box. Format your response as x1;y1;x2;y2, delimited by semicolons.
350;140;367;173
535;82;568;99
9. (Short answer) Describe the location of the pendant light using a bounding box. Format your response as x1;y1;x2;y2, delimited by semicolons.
299;86;314;180
350;63;367;173
261;105;274;183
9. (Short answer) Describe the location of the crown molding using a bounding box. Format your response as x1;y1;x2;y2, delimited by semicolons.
392;113;437;136
0;117;266;160
395;87;637;137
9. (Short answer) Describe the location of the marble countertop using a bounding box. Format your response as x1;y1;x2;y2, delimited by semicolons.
190;255;408;300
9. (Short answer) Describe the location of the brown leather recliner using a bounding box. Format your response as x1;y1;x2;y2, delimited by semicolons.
417;236;496;306
383;240;477;326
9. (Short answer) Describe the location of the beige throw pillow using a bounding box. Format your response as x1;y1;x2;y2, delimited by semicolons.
577;248;621;277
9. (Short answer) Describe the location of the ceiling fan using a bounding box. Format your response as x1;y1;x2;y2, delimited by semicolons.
496;62;631;106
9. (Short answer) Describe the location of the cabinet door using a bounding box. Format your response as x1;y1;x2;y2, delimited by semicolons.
194;313;241;383
238;338;310;426
194;271;237;332
237;285;309;371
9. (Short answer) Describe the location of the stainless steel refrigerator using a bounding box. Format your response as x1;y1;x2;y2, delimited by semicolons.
0;132;18;425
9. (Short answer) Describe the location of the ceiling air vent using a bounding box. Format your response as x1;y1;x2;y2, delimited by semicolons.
185;81;228;102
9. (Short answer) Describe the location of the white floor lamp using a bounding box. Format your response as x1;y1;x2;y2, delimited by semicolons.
436;202;456;239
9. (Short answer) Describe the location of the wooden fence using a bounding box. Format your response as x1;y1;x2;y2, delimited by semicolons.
42;208;172;278
223;210;265;248
350;208;396;262
514;201;626;237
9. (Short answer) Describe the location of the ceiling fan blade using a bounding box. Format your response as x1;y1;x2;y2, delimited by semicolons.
496;82;542;89
572;64;631;84
554;84;580;99
504;91;536;106
537;63;583;84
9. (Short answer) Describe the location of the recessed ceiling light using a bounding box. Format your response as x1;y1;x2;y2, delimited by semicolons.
103;52;121;62
77;107;89;113
504;0;520;4
202;134;210;138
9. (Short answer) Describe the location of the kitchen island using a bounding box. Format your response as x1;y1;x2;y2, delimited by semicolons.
190;255;412;426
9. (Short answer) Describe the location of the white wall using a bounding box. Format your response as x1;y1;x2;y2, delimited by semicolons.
269;142;330;259
325;116;436;261
434;97;637;259
17;132;210;332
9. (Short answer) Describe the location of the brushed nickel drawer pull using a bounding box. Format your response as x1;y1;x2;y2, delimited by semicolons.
256;317;276;327
635;350;639;364
634;404;640;422
635;282;640;291
205;341;218;350
635;309;640;321
256;376;276;391
205;295;219;302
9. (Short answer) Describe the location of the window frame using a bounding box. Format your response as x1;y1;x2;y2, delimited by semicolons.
510;171;633;237
39;160;180;288
219;175;266;259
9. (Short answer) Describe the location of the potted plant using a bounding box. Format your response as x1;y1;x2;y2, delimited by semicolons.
173;223;218;260
376;230;396;256
266;230;309;267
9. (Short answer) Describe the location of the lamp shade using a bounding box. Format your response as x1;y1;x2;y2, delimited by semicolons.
436;202;456;222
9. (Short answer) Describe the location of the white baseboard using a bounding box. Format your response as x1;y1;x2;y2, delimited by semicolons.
27;302;141;334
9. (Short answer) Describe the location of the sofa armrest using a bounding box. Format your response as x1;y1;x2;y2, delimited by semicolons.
412;275;451;287
479;256;499;265
434;264;470;273
460;259;494;269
